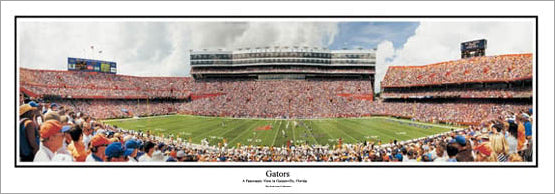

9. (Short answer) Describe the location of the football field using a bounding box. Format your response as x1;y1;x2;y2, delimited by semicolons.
103;115;459;147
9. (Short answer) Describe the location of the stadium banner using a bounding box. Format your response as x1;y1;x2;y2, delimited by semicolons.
67;57;117;74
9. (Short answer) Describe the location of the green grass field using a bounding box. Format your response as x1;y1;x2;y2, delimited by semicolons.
103;115;459;147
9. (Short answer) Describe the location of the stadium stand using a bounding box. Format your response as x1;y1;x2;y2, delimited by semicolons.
190;79;373;118
18;53;533;163
378;53;533;126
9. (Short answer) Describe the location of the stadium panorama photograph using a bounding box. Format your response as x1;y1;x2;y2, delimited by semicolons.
16;17;536;166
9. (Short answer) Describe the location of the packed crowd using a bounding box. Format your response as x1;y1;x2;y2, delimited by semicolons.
19;97;534;163
55;99;184;119
20;68;193;98
21;76;532;125
369;101;531;125
190;79;374;118
381;54;532;87
381;86;533;99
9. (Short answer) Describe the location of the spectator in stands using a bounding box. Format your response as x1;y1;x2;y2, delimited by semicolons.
67;124;87;162
124;139;139;162
433;143;448;162
176;150;186;162
34;120;66;162
43;111;61;122
474;142;497;162
19;104;40;161
82;122;93;151
446;143;458;162
523;112;532;139
105;142;127;162
506;122;519;155
490;123;509;162
48;103;58;113
453;135;474;162
57;125;73;156
138;141;156;162
85;134;110;162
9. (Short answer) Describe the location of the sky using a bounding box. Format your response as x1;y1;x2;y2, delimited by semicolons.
18;20;534;92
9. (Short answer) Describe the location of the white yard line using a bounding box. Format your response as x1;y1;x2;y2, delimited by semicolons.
271;121;280;146
291;121;296;142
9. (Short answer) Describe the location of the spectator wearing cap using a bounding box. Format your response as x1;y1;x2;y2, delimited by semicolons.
165;150;177;162
47;103;58;113
105;142;127;162
453;135;474;162
124;139;139;162
176;150;186;162
85;134;110;162
474;142;497;162
67;124;87;162
34;120;66;162
56;125;73;156
138;141;155;162
43;111;61;122
19;104;40;161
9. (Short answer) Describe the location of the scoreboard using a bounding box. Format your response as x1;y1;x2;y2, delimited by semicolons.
68;58;117;74
461;39;487;59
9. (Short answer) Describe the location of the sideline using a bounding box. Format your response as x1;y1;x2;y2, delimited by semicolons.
373;116;464;130
102;114;178;122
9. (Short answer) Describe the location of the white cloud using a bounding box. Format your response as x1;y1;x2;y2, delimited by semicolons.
375;21;535;92
18;21;339;77
375;40;395;92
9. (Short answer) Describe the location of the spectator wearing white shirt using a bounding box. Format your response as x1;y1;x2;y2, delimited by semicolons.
138;141;155;162
34;120;66;162
82;122;93;150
